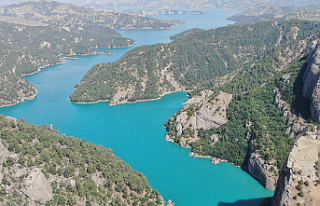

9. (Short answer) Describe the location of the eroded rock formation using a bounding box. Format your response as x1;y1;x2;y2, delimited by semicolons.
21;168;53;204
303;40;320;122
166;91;233;148
272;137;320;206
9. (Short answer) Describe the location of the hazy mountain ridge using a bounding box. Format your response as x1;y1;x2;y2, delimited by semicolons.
2;0;320;10
70;20;320;106
0;0;182;29
229;5;320;24
0;20;136;107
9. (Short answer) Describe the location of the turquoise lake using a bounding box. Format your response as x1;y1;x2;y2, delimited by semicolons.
0;10;274;205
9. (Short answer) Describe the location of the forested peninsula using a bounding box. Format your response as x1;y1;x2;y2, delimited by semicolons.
0;115;167;205
0;0;184;108
70;20;320;105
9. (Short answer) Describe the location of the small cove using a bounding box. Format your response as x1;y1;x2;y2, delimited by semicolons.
0;10;274;205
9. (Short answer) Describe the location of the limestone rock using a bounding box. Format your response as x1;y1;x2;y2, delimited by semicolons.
5;116;18;127
91;173;103;187
188;152;195;157
166;199;175;206
31;138;39;146
196;92;232;130
21;168;53;204
272;137;320;206
302;40;320;122
65;179;76;187
211;158;220;164
180;138;191;148
248;141;277;190
165;133;174;143
210;134;219;143
176;123;182;136
303;40;320;99
0;141;10;163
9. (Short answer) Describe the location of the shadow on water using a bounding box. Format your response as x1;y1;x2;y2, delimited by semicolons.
218;197;268;206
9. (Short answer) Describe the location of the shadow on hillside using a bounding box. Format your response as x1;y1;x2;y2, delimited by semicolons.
217;197;267;206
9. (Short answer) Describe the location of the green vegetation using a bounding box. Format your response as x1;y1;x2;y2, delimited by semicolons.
170;28;204;40
0;21;135;107
45;0;320;10
71;20;320;104
166;56;311;171
0;115;163;205
229;6;320;25
1;0;182;29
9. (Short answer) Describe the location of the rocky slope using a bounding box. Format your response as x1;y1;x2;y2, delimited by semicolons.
70;20;319;105
228;5;320;25
165;91;232;148
0;20;135;108
5;0;319;10
272;136;320;206
302;40;320;122
0;115;169;206
0;0;181;29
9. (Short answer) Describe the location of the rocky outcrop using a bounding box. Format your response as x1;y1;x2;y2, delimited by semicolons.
302;40;320;122
248;139;278;190
302;40;320;99
21;168;53;204
272;137;320;206
165;91;232;148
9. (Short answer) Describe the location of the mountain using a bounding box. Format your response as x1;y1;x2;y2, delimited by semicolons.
228;5;320;25
0;0;182;29
0;0;185;108
0;115;168;205
70;19;320;193
2;0;320;10
0;20;136;107
70;20;320;106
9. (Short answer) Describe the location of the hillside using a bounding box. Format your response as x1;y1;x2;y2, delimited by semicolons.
70;20;320;106
0;0;188;108
0;20;136;107
2;0;319;10
0;115;167;205
70;19;320;193
228;5;320;25
0;0;182;29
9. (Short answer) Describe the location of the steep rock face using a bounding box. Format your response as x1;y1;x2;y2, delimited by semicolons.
248;140;278;190
165;91;232;148
21;168;53;204
272;137;320;206
302;40;320;122
302;41;320;99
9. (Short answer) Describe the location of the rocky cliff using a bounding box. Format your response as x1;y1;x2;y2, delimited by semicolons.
165;91;232;148
248;139;278;190
272;136;320;206
302;40;320;122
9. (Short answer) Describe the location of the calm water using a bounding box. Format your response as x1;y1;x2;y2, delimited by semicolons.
0;10;273;205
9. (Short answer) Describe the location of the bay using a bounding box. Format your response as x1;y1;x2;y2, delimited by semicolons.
0;10;273;205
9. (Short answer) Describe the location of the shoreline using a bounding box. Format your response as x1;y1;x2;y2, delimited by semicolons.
1;46;134;108
166;134;242;168
71;90;192;106
0;88;38;109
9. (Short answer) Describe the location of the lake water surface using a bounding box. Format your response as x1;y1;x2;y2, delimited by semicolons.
0;10;274;205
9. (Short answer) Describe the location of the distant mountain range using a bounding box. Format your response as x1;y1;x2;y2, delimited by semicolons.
0;0;181;29
1;0;320;10
228;5;320;24
0;0;183;108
